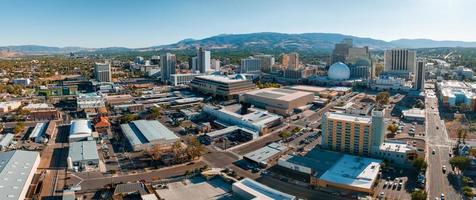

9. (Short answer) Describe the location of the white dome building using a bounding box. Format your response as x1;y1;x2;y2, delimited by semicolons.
328;62;351;80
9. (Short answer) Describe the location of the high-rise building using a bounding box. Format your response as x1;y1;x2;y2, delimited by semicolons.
240;57;261;73
160;53;177;83
94;63;112;82
321;109;385;156
282;53;299;69
331;39;353;64
189;56;198;72
383;49;416;75
211;59;221;70
414;61;426;91
150;55;160;65
197;48;211;73
255;55;275;73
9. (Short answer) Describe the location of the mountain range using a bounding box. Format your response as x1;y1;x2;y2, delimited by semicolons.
1;32;476;56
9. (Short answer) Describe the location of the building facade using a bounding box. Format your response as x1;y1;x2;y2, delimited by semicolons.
240;57;261;73
190;75;256;99
94;63;112;82
161;53;177;83
414;61;425;91
197;48;211;73
384;49;416;75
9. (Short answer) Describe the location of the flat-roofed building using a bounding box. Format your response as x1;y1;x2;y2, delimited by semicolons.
377;141;417;166
0;101;21;114
24;103;60;121
105;94;133;106
169;73;201;86
0;150;41;200
203;104;282;134
321;109;385;156
402;108;425;122
232;178;296;200
240;88;314;116
437;80;476;111
69;119;93;142
120;120;179;151
278;148;381;194
243;142;287;167
68;140;99;172
190;75;256;99
77;92;105;109
313;154;381;194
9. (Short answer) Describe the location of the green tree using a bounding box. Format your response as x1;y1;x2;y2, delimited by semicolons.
279;131;292;141
449;156;471;171
411;190;427;200
412;157;428;171
119;114;138;124
376;91;390;106
14;122;25;135
186;136;203;160
387;123;398;135
148;107;162;120
462;186;474;198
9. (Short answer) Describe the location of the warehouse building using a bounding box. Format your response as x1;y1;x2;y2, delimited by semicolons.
68;140;100;172
29;122;48;143
120;120;180;151
69;119;93;142
0;150;41;200
0;133;14;151
203;104;282;135
243;142;287;167
240;88;314;116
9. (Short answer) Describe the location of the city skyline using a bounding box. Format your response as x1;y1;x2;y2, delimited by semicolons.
1;0;476;48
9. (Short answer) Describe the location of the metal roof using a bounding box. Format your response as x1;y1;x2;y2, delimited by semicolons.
69;119;92;139
68;141;99;162
0;134;14;148
233;178;296;200
0;150;40;200
120;120;179;146
244;143;286;165
114;182;147;195
29;122;46;139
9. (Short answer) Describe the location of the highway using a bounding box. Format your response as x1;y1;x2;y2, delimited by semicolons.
425;93;461;199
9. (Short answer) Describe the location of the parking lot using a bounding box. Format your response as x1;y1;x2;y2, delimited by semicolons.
373;167;418;200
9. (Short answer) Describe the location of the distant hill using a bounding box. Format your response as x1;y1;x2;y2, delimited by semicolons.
155;32;396;51
390;39;476;48
1;32;476;55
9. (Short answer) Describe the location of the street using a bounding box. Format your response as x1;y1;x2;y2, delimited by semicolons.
425;93;461;199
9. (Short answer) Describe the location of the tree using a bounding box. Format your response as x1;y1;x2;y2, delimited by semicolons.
387;123;398;135
185;136;203;160
148;107;161;120
449;156;471;171
279;131;292;141
462;186;474;198
376;91;390;106
14;122;25;135
119;114;138;124
411;190;427;200
412;157;428;171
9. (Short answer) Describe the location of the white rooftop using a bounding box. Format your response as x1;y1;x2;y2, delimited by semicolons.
195;75;247;83
326;112;372;124
402;108;425;118
233;178;296;200
319;155;381;190
380;141;413;154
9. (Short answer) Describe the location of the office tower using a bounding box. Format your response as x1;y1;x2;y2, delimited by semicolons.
197;48;211;73
211;59;221;70
254;55;275;73
150;55;160;65
240;57;261;73
321;109;385;156
94;63;112;82
282;53;299;69
383;49;416;75
134;56;145;64
331;39;353;64
414;61;426;91
188;57;198;72
160;53;177;83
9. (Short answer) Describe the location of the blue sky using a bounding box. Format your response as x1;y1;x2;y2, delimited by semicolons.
0;0;475;48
